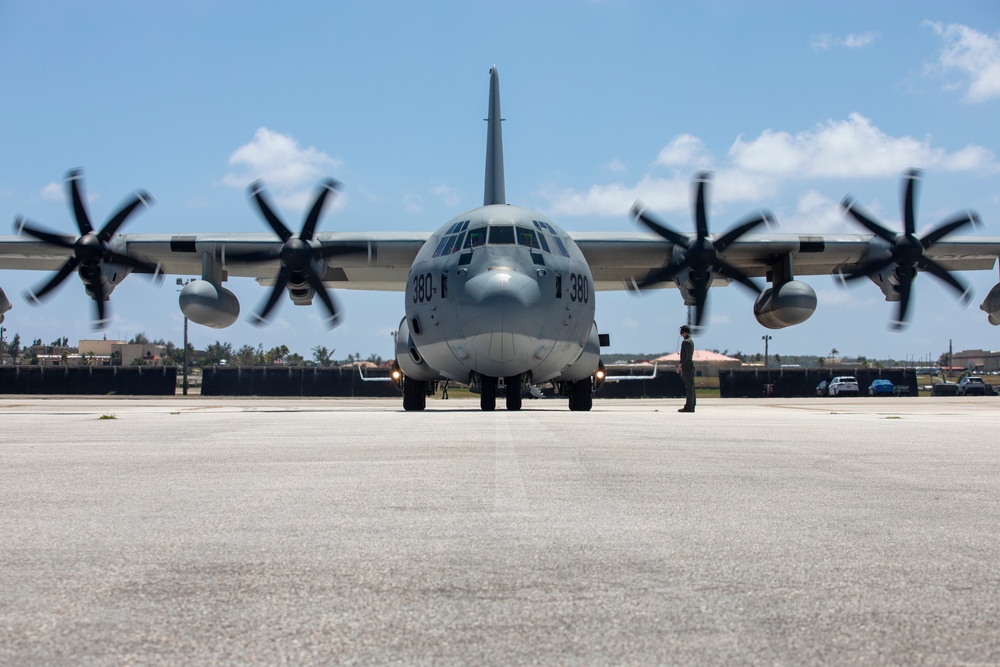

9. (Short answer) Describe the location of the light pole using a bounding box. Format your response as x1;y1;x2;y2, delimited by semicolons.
176;278;191;395
762;334;772;368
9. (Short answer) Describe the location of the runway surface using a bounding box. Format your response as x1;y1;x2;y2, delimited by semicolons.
2;395;999;665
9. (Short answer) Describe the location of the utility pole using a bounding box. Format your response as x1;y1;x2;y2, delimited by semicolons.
762;334;772;368
177;278;191;395
949;338;953;382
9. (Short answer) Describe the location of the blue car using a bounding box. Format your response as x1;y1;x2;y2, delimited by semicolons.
868;379;895;396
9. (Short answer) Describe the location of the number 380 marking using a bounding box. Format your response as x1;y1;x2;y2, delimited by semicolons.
569;273;589;303
412;272;434;303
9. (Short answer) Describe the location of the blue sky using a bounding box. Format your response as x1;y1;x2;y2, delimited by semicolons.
1;1;999;363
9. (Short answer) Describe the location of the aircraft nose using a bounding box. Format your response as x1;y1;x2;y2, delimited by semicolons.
464;267;541;306
455;267;544;370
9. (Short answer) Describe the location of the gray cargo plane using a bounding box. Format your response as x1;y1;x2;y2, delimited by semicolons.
3;67;1000;411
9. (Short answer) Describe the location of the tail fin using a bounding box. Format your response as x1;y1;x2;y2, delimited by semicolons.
484;66;506;206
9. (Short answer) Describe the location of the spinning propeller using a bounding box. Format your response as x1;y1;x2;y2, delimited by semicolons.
630;171;774;330
229;178;360;328
14;168;160;329
838;169;981;330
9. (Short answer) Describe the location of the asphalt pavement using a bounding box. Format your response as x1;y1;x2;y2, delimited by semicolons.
2;395;999;665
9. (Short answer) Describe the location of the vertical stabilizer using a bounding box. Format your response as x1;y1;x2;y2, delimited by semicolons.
484;66;506;206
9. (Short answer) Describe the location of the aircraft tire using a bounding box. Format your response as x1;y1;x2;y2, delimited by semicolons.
505;375;522;411
480;376;497;411
403;377;426;411
568;379;593;412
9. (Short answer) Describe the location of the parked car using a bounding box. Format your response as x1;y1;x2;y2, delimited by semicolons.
868;379;895;396
828;376;859;396
957;376;988;396
816;380;829;396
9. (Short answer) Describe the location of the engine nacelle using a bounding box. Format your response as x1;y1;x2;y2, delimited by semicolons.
179;280;240;329
394;316;440;382
980;282;1000;326
554;322;602;382
0;286;10;324
753;280;817;329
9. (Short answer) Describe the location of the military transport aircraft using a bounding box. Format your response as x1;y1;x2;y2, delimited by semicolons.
2;66;1000;411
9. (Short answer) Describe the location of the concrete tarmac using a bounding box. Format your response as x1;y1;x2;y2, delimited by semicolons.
2;395;999;665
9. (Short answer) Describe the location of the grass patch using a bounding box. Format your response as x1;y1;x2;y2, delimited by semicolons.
99;414;117;420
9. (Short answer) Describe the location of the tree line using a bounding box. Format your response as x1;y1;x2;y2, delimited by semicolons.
0;331;385;368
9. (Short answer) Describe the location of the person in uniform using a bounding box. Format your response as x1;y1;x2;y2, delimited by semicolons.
678;325;695;412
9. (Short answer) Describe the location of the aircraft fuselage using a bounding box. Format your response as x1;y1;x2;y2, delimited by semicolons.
395;204;600;395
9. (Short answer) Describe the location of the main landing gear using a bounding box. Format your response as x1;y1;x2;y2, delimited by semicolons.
477;375;523;411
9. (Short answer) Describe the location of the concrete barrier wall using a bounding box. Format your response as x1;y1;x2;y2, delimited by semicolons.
720;368;918;398
595;373;687;399
200;366;401;397
0;366;177;395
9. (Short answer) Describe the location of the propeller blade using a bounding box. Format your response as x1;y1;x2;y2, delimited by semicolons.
632;203;690;248
713;211;774;252
17;220;77;248
300;179;341;241
91;275;109;330
713;259;762;294
25;257;79;302
690;271;710;328
920;211;980;249
635;262;686;290
890;268;915;331
67;169;94;235
248;181;292;242
250;268;290;326
99;191;154;241
918;257;973;304
839;253;897;283
841;196;896;243
104;250;162;277
693;172;711;239
305;272;342;328
902;169;921;237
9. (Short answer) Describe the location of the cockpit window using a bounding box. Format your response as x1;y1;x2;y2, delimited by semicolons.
552;236;570;258
464;226;487;249
451;230;466;253
488;225;515;245
440;235;458;255
516;227;540;249
536;233;551;253
432;236;451;257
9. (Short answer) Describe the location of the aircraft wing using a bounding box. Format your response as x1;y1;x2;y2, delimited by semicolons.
0;232;430;292
571;231;1000;291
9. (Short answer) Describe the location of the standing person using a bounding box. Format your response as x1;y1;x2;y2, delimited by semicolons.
678;324;696;413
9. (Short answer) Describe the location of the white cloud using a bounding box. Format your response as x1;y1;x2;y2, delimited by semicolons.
224;128;344;212
542;116;995;219
402;192;423;213
38;180;99;205
925;22;1000;103
727;113;966;178
606;159;626;173
655;134;712;168
780;190;852;233
39;181;64;201
810;31;880;51
430;185;460;207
